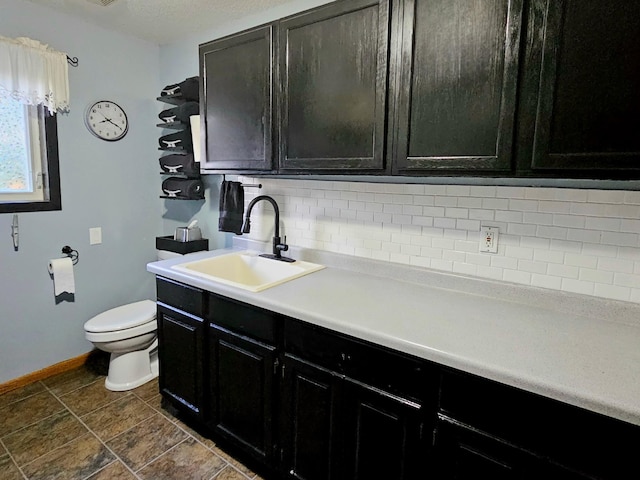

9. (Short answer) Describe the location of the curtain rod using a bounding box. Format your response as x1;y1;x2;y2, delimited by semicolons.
67;55;78;67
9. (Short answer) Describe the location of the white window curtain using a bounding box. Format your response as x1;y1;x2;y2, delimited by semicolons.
0;36;70;114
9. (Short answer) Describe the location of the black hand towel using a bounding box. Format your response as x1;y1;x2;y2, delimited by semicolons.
218;181;244;235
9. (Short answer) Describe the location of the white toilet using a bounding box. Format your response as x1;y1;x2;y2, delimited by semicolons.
84;299;158;391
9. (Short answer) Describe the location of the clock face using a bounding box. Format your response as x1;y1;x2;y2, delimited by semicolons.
85;100;129;141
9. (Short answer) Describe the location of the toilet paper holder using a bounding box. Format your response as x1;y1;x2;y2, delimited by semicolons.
61;245;79;265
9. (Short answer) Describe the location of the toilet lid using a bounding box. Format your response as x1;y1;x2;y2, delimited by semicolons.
84;300;156;333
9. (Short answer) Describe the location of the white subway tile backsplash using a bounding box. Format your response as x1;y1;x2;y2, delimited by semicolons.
561;278;595;296
531;274;563;290
624;191;640;205
553;214;586;228
600;232;638;247
523;212;554;225
587;189;626;204
241;177;640;304
503;269;531;284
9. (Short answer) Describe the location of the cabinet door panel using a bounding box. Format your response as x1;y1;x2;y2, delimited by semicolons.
279;0;389;172
342;379;426;480
209;325;276;462
199;25;275;171
157;304;205;418
281;354;341;480
392;0;522;173
529;0;640;171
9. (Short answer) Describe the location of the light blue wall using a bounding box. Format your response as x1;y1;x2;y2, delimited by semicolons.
0;0;161;383
0;0;335;385
157;0;335;250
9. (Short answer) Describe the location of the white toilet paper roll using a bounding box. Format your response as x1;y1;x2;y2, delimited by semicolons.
48;257;75;296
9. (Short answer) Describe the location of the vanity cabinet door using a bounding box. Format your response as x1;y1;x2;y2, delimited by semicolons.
518;0;640;175
278;0;390;173
207;323;277;464
391;0;522;174
156;303;206;420
280;354;343;480
199;24;276;172
341;378;428;480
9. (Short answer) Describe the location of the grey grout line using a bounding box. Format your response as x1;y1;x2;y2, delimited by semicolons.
0;437;29;480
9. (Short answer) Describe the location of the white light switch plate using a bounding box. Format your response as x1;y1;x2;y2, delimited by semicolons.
89;227;102;245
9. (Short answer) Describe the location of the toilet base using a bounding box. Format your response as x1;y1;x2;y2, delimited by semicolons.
104;339;159;391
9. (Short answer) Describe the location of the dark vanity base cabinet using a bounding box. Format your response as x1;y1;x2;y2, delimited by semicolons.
155;279;640;480
207;294;279;465
280;355;342;480
156;278;206;420
281;319;436;480
435;369;640;480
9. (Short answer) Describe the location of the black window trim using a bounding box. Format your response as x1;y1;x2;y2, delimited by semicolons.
0;111;61;214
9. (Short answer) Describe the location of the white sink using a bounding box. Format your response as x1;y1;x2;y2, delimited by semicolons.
171;251;325;292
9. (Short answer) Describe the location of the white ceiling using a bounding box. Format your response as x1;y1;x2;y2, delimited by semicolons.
24;0;292;45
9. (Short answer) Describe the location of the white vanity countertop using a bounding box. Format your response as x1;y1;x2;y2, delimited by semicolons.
148;246;640;427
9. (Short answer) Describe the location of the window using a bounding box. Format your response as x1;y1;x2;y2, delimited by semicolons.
0;97;61;213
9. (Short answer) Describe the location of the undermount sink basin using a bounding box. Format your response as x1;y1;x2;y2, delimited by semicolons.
171;251;325;292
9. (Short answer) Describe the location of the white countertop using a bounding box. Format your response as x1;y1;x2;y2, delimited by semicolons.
148;245;640;427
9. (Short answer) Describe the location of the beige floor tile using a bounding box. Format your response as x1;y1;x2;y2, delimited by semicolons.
0;382;45;410
106;413;188;471
85;460;137;480
137;437;227;480
210;445;256;478
213;465;253;480
58;380;126;416
0;454;23;480
82;394;155;442
173;417;216;450
132;378;159;401
0;391;65;437
2;409;88;466
42;366;103;396
21;432;114;480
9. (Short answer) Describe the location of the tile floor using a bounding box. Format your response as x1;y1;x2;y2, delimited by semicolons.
0;363;264;480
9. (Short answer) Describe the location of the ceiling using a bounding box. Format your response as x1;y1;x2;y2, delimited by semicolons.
24;0;293;45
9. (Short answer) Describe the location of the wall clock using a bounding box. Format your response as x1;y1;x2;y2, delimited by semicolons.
85;100;129;141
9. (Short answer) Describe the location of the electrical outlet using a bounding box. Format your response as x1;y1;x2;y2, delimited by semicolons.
480;226;499;253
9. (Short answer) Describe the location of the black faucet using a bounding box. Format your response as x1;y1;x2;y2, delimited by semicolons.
242;195;295;262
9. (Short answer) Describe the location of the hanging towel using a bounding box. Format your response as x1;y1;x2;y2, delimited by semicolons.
218;181;244;235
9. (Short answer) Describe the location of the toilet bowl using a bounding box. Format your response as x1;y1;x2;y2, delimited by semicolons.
84;299;158;391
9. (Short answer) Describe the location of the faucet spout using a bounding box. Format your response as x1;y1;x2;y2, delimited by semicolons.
242;195;294;262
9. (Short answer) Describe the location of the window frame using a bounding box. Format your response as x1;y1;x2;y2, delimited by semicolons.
0;109;61;214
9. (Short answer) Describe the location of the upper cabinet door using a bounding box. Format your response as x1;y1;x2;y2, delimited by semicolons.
391;0;523;174
521;0;640;174
199;25;275;172
279;0;390;173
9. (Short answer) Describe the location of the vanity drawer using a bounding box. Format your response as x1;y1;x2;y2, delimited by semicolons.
208;293;277;344
284;319;433;402
156;277;204;317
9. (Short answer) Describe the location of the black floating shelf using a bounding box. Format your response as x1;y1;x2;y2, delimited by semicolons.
160;195;205;200
157;122;188;130
156;94;187;105
158;147;190;153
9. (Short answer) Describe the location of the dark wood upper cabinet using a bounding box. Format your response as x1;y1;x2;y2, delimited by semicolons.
199;24;276;172
278;0;390;172
391;0;523;174
517;0;640;175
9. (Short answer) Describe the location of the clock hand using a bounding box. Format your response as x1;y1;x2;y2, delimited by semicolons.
106;118;123;130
